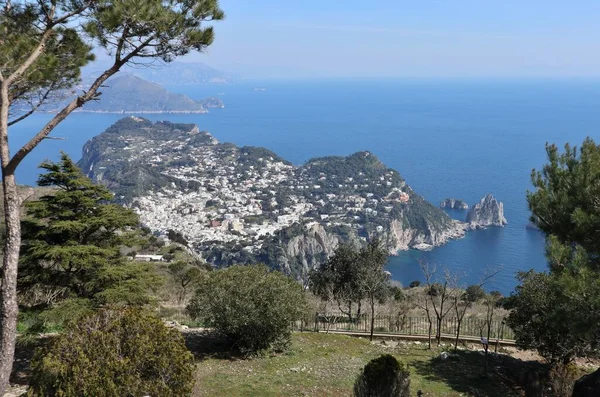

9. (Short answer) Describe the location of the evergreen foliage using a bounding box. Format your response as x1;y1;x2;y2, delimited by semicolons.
353;354;411;397
27;308;194;397
19;154;162;324
309;243;365;322
528;138;600;271
187;265;305;354
167;260;205;304
0;0;224;392
167;229;188;246
508;138;600;363
309;240;390;339
1;1;94;111
464;285;486;302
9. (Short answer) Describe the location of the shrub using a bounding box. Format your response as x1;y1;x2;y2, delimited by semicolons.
465;285;486;302
187;264;305;354
354;354;410;397
409;280;421;288
389;286;404;301
27;308;194;397
427;283;443;297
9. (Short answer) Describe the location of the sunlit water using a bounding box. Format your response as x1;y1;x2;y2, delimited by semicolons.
11;79;600;294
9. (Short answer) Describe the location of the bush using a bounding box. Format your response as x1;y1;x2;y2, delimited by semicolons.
354;354;410;397
27;308;194;397
187;264;305;354
427;283;443;297
389;286;404;301
465;285;486;302
409;280;421;288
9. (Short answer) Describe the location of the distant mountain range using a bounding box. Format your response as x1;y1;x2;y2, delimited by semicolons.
11;61;229;116
27;73;225;115
126;61;231;85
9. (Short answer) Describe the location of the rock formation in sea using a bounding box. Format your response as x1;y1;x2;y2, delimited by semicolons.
440;198;469;210
466;194;507;229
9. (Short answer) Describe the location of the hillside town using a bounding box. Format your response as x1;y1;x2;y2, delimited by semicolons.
123;117;413;252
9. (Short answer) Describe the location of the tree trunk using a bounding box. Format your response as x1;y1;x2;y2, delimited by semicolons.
0;82;20;394
369;298;375;341
454;319;462;353
436;317;442;345
427;318;432;350
483;344;489;377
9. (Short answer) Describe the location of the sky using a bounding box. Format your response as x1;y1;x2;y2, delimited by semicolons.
174;0;600;79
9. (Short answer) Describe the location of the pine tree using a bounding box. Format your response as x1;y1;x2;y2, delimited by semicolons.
507;138;600;363
19;154;162;317
527;138;600;271
0;1;224;391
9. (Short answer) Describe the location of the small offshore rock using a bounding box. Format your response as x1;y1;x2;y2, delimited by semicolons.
440;198;469;210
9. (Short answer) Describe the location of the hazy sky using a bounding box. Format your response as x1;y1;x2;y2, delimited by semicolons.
186;1;600;79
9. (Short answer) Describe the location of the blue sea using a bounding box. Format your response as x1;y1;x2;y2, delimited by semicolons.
10;79;600;294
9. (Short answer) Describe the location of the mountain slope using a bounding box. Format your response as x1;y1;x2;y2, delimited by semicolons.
78;117;466;276
78;75;223;114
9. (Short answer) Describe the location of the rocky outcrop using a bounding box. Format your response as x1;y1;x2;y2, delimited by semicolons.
440;198;469;210
466;194;507;229
573;367;600;397
282;223;342;274
286;224;339;259
386;218;467;252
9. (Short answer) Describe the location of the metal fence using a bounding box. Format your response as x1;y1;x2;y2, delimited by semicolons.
294;313;515;341
158;307;514;342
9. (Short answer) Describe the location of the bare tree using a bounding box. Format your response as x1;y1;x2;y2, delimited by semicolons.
449;268;499;352
482;291;502;377
419;261;456;346
415;291;434;349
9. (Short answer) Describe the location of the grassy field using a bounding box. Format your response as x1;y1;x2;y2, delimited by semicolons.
191;332;530;397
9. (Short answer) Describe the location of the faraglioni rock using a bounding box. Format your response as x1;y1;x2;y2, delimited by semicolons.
440;198;469;210
466;194;507;229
